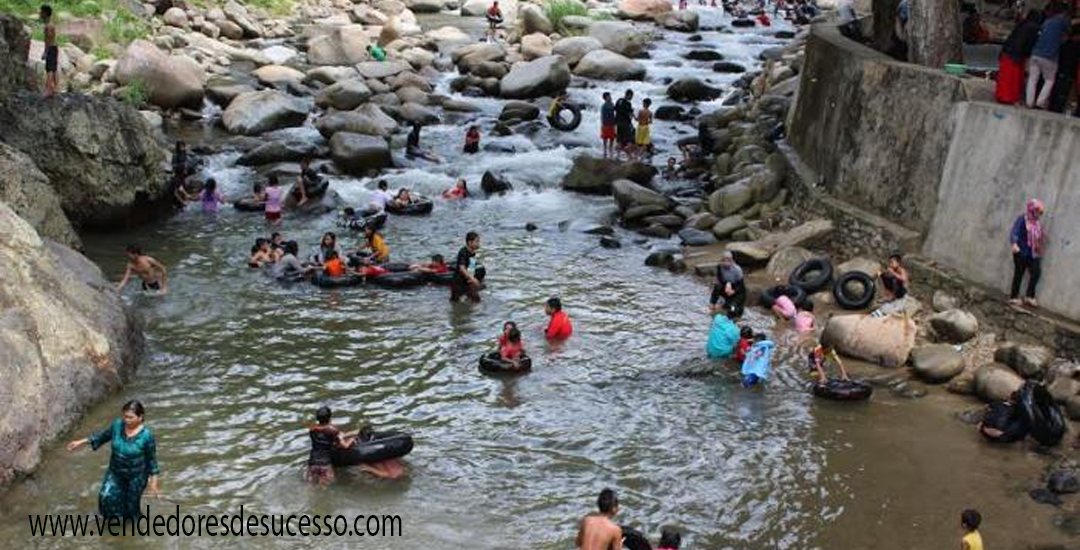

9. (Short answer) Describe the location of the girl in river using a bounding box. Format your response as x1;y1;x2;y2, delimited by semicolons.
199;179;226;213
67;400;160;518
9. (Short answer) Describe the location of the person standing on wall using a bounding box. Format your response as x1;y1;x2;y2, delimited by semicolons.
1025;3;1070;110
1009;198;1046;309
997;10;1044;105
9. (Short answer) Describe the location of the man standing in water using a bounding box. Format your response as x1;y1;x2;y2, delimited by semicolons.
600;92;616;158
451;231;483;303
117;245;168;295
614;90;635;160
577;488;622;550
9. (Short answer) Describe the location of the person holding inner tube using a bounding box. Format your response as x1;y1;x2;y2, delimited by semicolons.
451;231;483;303
576;489;621;550
808;343;849;385
411;254;450;274
879;252;909;302
709;251;746;316
499;327;526;369
544;297;574;340
273;241;316;279
547;91;568;127
322;250;348;278
354;225;390;265
1009;198;1046;309
307;406;359;485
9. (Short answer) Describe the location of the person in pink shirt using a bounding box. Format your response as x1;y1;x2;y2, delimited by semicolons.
771;293;796;320
793;302;815;333
544;297;573;340
264;175;284;224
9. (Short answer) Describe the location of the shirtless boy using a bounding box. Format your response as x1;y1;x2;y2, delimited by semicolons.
117;245;168;295
576;489;622;550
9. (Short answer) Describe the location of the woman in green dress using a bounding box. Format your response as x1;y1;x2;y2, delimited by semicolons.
67;400;160;518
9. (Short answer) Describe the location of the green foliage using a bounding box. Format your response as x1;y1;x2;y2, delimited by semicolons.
244;0;295;17
103;9;148;45
0;0;148;45
543;0;589;35
121;77;148;107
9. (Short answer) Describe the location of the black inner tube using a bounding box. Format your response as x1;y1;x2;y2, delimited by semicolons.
812;378;873;401
832;271;876;310
478;351;532;375
369;271;426;289
789;258;834;294
386;198;434;215
1018;381;1065;446
233;198;265;212
549;103;582;132
758;285;808;310
330;432;414;467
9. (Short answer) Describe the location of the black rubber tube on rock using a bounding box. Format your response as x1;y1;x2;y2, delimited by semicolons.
758;285;809;310
789;258;834;293
832;271;876;310
812;379;873;401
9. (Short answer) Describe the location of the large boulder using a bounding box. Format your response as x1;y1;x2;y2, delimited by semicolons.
253;64;306;87
114;40;206;109
911;344;965;383
461;0;518;19
355;60;412;79
617;0;671;20
562;156;657;194
454;43;507;73
520;3;554;35
573;49;646;81
0;202;144;485
994;343;1054;379
928;309;979;344
0;15;32;98
668;77;722;102
499;56;570;99
974;364;1025;402
725;219;834;265
222;90;311;136
0;144;78;248
315;78;373;110
765;246;814;281
837;256;882;278
0;94;167;230
329;132;392;174
588;21;650;57
711;215;747;240
237;140;321;166
655;10;699;32
499;100;540;122
307;25;371;65
223;0;264;38
316;104;398;138
612;179;670;212
520;33;554;61
552;36;604;67
406;0;445;13
707;182;753;216
820;314;917;368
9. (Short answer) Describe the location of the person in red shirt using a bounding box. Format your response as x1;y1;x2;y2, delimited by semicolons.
411;254;450;274
443;178;469;200
323;250;347;277
733;326;753;363
544;297;573;340
498;321;518;347
499;327;525;368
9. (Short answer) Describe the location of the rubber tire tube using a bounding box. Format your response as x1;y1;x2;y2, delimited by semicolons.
549;103;583;132
759;284;808;310
478;352;533;375
832;271;876;310
233;199;265;212
330;432;414;467
812;378;873;401
789;258;834;294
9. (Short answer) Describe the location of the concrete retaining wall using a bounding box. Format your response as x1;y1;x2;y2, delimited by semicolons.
924;102;1080;320
788;24;970;234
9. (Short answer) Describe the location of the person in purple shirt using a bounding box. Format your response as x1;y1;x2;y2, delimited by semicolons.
1025;3;1070;109
1009;198;1046;308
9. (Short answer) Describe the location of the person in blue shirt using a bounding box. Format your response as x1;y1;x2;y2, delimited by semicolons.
600;92;616;159
706;306;741;359
1009;198;1046;308
1025;3;1070;109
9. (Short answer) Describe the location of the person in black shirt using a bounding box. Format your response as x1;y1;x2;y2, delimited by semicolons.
451;231;483;303
1050;24;1080;114
614;90;635;160
307;406;357;485
406;123;440;162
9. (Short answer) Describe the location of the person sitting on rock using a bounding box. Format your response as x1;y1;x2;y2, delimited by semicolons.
807;342;849;385
709;251;746;316
879;252;909;302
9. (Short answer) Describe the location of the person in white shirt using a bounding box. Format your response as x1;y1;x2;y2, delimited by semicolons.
369;179;394;211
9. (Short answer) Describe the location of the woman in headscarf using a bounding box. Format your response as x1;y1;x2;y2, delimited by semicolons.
1009;198;1046;308
996;11;1043;105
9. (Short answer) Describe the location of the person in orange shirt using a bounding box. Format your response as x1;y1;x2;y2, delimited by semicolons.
544;297;573;340
322;250;347;277
499;327;525;369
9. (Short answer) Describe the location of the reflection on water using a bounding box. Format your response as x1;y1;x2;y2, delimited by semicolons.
0;7;1073;550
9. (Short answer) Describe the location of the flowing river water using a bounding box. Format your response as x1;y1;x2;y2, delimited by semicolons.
0;6;1075;549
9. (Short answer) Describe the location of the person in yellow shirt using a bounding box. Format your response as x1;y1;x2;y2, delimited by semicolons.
961;509;983;550
356;225;390;265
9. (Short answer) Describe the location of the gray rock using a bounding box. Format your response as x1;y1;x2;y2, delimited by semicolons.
837;257;882;278
355;60;411;80
639;224;673;239
713;61;746;73
562;156;657;194
520;4;554;35
396;102;441;124
305;66;360;85
499;56;570;99
329;132;392;174
599;236;621;249
974;364;1024;402
994;343;1054;379
668;77;722;102
114;39;206;109
223;90;310;136
499;100;540;122
253;64;306;87
521;33;554;61
678;227;716;246
552;36;603;67
623;203;668;221
315;78;373;110
224;0;263;37
911;344;965;383
707;182;753;217
588;21;650;57
0;143;78;247
1048;377;1080;403
656;10;699;32
0;202;144;484
315;104;399;139
932;290;961;312
1048;470;1080;495
612;179;669;211
711;214;747;240
928;309;979;344
0;94;167;230
765;246;813;280
684;212;718;231
573;49;646;81
206;80;255;106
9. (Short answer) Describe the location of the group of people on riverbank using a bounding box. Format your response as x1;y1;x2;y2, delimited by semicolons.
996;3;1080;114
600;91;654;161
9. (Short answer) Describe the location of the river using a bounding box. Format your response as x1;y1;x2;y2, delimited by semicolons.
0;5;1074;549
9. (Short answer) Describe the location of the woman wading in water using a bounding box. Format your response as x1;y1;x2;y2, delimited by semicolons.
67;400;160;518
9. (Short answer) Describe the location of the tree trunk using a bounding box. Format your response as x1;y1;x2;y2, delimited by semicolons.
908;0;963;67
871;0;900;52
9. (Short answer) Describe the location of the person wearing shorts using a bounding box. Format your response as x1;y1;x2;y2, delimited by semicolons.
600;92;616;158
